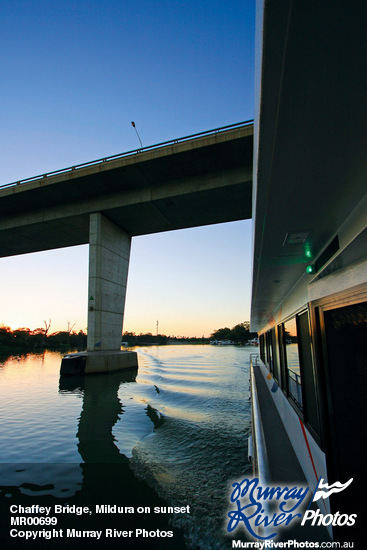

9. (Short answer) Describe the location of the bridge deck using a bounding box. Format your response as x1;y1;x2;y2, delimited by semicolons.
0;122;253;257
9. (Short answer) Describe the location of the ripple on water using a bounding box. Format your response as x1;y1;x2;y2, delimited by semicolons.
0;346;254;549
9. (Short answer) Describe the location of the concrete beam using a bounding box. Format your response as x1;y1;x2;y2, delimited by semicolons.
0;125;253;258
87;213;131;351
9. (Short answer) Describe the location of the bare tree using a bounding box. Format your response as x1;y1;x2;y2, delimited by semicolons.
67;321;77;335
43;318;51;338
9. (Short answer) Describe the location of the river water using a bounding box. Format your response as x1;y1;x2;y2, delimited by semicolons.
0;345;255;549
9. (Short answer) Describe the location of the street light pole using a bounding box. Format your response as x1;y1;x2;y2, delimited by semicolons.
131;121;143;149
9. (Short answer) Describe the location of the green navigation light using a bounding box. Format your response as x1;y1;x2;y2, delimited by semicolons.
304;243;312;259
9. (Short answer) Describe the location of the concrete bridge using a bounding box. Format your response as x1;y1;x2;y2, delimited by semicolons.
0;121;253;372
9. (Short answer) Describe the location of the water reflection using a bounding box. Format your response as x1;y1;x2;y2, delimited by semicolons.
56;368;187;548
0;347;251;550
58;369;140;499
59;369;138;463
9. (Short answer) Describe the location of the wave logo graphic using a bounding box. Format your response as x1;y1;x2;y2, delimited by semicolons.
312;477;353;502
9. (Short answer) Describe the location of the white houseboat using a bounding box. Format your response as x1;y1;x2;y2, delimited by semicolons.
250;0;366;544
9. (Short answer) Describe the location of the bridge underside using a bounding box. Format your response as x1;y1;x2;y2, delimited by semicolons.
0;124;253;372
0;125;253;257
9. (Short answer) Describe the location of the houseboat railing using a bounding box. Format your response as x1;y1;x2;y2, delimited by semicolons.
250;355;270;484
288;369;303;408
250;354;272;539
249;353;260;366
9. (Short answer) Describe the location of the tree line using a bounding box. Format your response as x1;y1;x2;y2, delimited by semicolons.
210;321;258;344
122;322;257;346
0;321;257;355
122;332;209;346
0;323;87;354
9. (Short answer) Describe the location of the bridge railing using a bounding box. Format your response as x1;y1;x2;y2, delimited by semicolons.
0;120;254;190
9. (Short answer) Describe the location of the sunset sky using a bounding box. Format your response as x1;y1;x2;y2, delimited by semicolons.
0;0;255;337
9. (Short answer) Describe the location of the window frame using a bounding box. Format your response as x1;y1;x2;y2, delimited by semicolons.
282;314;305;416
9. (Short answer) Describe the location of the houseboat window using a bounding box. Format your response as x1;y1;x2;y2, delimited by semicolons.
283;318;303;409
277;324;287;391
297;311;320;437
259;334;265;362
321;300;367;520
266;331;273;373
271;328;281;383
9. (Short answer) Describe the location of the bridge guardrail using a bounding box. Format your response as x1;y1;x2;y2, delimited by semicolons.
0;120;254;191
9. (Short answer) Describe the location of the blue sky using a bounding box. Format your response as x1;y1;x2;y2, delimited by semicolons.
0;0;255;337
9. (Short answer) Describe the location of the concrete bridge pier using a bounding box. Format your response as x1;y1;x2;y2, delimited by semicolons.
60;213;138;375
87;212;130;351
